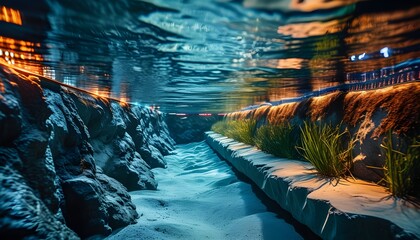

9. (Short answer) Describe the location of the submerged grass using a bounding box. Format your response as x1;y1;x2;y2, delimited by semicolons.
298;121;354;178
255;123;298;159
211;113;420;197
211;120;230;135
381;132;420;197
211;119;256;145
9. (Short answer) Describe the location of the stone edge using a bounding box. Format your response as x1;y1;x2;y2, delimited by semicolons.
205;131;419;240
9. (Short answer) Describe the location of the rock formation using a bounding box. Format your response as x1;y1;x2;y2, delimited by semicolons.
166;114;223;144
0;67;175;239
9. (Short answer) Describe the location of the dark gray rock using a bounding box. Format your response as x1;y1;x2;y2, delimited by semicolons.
96;132;158;191
68;91;176;190
0;67;175;238
0;72;78;239
62;172;137;238
45;89;138;237
0;165;79;240
127;107;173;169
77;99;162;190
0;81;21;146
139;144;166;169
166;114;223;144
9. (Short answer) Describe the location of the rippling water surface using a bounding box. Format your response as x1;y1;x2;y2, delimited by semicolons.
0;0;419;112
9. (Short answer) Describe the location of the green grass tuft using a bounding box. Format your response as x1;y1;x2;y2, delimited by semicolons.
211;120;230;135
381;132;420;197
255;123;298;159
211;120;256;145
297;121;354;178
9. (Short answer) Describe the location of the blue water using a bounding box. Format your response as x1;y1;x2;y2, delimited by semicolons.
107;141;317;239
0;0;419;112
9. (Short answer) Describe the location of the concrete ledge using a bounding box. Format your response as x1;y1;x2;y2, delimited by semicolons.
205;131;420;240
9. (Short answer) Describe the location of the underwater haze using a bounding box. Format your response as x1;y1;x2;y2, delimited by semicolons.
0;0;419;113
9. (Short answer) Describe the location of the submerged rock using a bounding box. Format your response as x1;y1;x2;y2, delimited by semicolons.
0;85;21;146
0;165;79;240
0;73;78;239
127;107;174;169
44;88;139;237
61;172;137;238
166;114;223;144
68;91;174;190
94;132;158;190
0;67;175;238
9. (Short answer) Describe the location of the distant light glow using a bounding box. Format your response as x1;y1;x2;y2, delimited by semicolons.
380;47;390;58
0;36;43;73
358;52;366;60
0;6;22;25
43;66;56;79
198;113;212;116
63;76;76;86
277;20;342;38
350;55;356;61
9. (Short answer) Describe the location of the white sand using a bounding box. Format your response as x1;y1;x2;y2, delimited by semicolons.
106;141;307;240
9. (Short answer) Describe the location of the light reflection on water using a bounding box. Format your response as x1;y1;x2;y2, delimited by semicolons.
0;0;419;113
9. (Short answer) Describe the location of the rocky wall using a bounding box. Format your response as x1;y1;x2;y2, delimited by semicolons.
225;82;420;183
166;114;223;144
0;67;175;239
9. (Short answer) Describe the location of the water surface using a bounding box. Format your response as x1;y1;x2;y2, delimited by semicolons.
0;0;419;112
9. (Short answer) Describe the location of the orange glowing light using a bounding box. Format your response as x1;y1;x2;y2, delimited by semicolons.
277;20;344;38
0;79;4;93
118;95;130;104
289;0;357;12
0;6;22;25
114;83;131;104
248;58;305;70
87;86;112;100
266;87;300;103
243;0;358;12
277;58;304;69
119;101;129;107
0;36;44;74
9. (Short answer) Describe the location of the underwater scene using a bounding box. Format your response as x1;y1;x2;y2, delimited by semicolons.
0;0;419;239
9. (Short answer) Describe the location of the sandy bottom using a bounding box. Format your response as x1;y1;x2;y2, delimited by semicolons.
106;141;311;240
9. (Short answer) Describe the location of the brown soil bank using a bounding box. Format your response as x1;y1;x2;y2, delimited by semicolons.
226;82;420;183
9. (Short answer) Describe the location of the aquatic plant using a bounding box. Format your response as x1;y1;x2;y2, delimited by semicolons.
381;132;420;197
298;121;354;177
211;120;256;145
211;120;230;135
255;123;298;159
226;119;256;145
